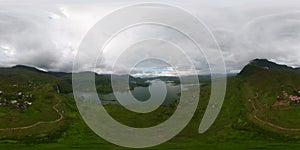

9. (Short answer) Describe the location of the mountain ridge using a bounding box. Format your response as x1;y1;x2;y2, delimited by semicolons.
239;58;300;76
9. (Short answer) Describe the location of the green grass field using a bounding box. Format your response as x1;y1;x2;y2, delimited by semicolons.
0;60;300;149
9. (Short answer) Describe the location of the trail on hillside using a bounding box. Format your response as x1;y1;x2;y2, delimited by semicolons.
0;101;64;131
248;92;300;131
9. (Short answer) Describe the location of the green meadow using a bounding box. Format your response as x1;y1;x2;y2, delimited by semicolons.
0;59;300;149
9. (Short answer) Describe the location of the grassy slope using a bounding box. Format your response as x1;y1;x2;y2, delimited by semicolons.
237;62;300;137
1;61;300;149
0;66;66;139
1;78;300;150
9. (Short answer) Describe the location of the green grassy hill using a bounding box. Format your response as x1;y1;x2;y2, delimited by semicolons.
0;60;300;149
236;59;300;136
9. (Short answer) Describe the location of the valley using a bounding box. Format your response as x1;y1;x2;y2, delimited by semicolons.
0;59;299;149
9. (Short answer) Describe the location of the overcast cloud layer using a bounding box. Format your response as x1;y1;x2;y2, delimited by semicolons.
0;0;300;74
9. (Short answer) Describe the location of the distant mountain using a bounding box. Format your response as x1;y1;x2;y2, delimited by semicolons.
11;65;45;72
142;75;214;85
239;59;300;76
0;65;58;84
0;65;151;94
9;65;71;77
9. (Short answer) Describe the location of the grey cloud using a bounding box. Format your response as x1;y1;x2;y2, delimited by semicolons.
0;5;76;71
228;11;300;69
0;0;300;75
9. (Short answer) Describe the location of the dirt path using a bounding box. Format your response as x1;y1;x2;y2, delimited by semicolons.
0;102;64;131
248;92;300;131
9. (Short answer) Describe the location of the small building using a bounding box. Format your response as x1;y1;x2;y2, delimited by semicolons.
0;91;3;94
17;92;22;96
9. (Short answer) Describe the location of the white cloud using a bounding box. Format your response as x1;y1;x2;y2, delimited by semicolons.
0;0;299;74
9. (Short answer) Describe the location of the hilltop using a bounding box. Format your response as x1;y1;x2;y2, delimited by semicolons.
235;59;300;136
239;58;300;76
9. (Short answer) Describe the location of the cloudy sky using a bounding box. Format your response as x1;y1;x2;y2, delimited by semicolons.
0;0;300;75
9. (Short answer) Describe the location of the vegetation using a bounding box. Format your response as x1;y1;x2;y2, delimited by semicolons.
0;59;300;149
